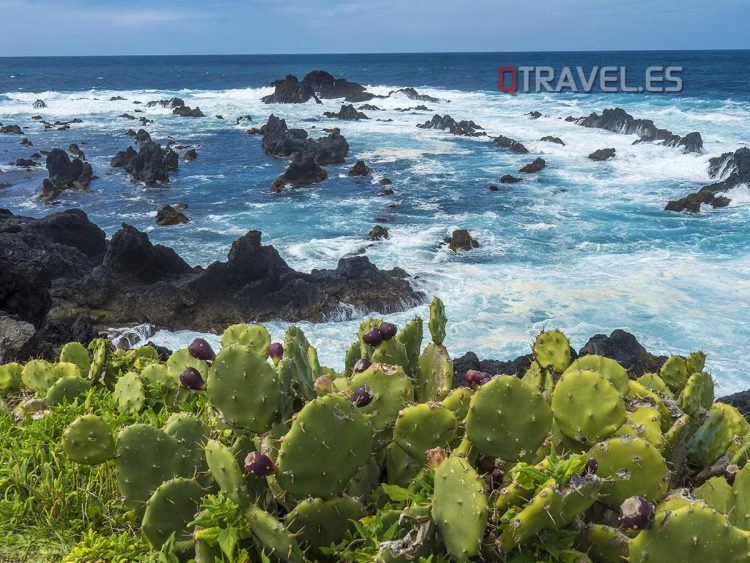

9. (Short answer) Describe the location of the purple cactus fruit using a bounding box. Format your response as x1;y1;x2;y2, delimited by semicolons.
479;373;492;386
353;358;372;373
268;342;284;365
314;375;334;395
244;451;276;477
180;367;205;390
724;464;739;485
486;467;504;491
362;328;383;347
378;322;398;340
582;457;598;476
350;384;373;407
188;338;215;361
619;496;655;530
465;369;483;387
427;447;448;469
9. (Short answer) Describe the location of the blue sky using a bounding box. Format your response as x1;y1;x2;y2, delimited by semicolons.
1;0;747;56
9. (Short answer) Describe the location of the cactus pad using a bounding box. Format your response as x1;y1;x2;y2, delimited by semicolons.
245;505;305;563
59;342;91;378
532;330;571;373
466;375;552;460
204;439;249;507
637;372;673;397
46;375;91;406
590;436;668;509
694;476;733;513
393;402;457;460
396;316;423;376
276;394;373;498
221;323;271;356
679;371;714;416
0;362;23;395
428;296;447;346
62;414;115;465
164;413;211;487
21;359;56;395
206;344;281;431
552;369;626;444
687;402;750;467
416;342;453;402
349;363;414;432
660;355;689;392
731;464;750;530
87;338;110;385
142;477;204;548
285;496;364;556
442;386;473;422
565;354;629;395
113;371;146;414
432;455;488;561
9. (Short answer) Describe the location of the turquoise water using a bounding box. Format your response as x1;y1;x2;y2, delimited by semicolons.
1;52;749;392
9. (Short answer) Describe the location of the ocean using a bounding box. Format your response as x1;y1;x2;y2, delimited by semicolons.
1;51;749;393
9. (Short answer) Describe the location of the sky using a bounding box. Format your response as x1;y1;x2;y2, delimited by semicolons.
1;0;748;56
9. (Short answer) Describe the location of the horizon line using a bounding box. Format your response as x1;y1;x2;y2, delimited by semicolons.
1;47;749;59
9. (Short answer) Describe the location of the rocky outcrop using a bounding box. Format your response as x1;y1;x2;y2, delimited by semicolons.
146;97;185;109
368;225;389;241
0;124;23;134
540;136;565;145
111;132;178;185
324;104;368;120
32;99;47;109
41;149;93;201
348;160;372;177
570;107;703;153
665;147;750;213
0;209;423;360
261;75;321;104
173;105;205;117
302;70;372;101
183;148;198;161
389;87;440;103
155;205;189;226
443;229;479;252
526;111;542;119
271;151;327;192
589;148;616;161
500;174;522;184
520;158;546;173
260;115;348;165
417;114;485;137
493;135;529;154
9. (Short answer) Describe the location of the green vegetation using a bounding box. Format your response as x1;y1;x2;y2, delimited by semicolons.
1;297;749;561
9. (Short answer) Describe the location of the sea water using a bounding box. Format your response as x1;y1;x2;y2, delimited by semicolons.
0;52;748;393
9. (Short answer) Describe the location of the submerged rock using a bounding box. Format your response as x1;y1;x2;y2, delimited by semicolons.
155;205;189;226
443;229;479;252
519;158;546;173
389;87;440;103
348;160;372;177
368;225;389;241
271;150;327;192
589;148;616;161
324;104;368;121
146;97;185;109
493;135;529;154
41;149;93;201
32;99;47;109
173;105;205;117
540;136;565;145
500;174;522;184
417;114;485;137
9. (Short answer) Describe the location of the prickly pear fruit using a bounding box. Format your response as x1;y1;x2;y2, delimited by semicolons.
245;451;275;477
353;358;372;373
179;366;205;390
619;496;655;530
62;414;115;465
268;342;284;365
350;384;373;407
188;337;215;361
427;447;448;469
363;327;383;346
314;375;334;395
378;321;397;340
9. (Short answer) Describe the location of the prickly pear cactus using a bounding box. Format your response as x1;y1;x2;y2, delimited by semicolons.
678;371;714;416
428;297;447;346
115;423;188;513
243;506;303;562
396;316;423;376
552;369;626;445
630;503;749;562
164;413;212;488
660;355;689;392
416;342;453;402
686;350;706;374
687;402;750;467
276;394;373;498
431;455;488;561
617;405;663;448
343;341;361;377
565;354;629;394
730;464;750;530
60;342;91;378
393;402;457;460
442;386;473;422
285;496;364;557
46;375;91;406
21;359;56;395
142;477;204;549
694;475;733;513
88;338;111;385
499;483;563;551
278;325;316;403
466;375;552;461
166;348;209;387
62;414;116;465
637;372;673;397
372;338;410;374
575;524;629;563
204;439;249;508
532;330;571;373
0;362;22;395
113;371;146;414
221;323;271;356
590;436;668;509
386;442;422;487
206;344;281;431
349;363;414;432
140;363;177;405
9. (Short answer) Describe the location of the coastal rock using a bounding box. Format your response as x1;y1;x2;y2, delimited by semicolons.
358;104;381;111
443;229;479;252
21;137;33;146
0;315;36;364
111;136;178;185
271;150;327;192
493;135;529;154
109;96;126;101
119;113;136;120
500;174;523;184
348;160;372;177
417;114;485;137
41;149;94;201
259;115;349;165
368;225;389;240
155;205;189;226
302;70;371;101
32;99;47;109
183;148;198;161
323;104;368;121
146;97;185;109
578;329;666;376
666;146;750;212
452;351;534;385
571;107;703;154
0;124;23;135
68;144;84;159
719;389;750;420
15;158;39;168
390;87;440;103
540;136;565;145
261;75;320;104
589;148;616;161
173;105;205;117
520;158;546;173
526;111;542;119
236;115;253;125
314;128;349;165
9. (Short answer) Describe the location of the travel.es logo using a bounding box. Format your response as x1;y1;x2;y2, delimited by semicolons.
498;66;683;94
